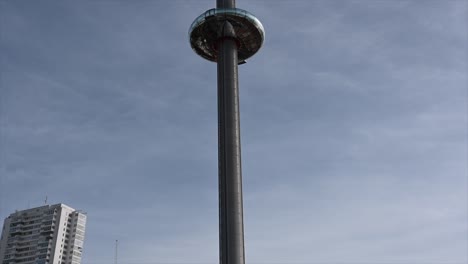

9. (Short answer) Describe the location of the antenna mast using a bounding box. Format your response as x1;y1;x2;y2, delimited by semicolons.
114;240;118;264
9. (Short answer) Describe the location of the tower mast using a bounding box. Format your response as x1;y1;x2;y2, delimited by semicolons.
189;1;264;264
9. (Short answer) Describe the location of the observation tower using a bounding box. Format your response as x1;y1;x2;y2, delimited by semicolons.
189;1;265;264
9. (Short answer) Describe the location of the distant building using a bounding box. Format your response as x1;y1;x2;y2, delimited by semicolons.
0;204;87;264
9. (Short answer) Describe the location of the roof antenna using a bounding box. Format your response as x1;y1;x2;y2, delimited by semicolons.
115;240;118;264
44;196;48;205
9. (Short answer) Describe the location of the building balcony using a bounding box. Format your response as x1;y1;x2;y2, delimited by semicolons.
39;229;53;235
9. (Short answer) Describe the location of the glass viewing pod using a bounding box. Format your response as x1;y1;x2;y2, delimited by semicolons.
189;8;265;64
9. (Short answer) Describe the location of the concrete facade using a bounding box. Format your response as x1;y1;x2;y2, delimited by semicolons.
0;204;86;264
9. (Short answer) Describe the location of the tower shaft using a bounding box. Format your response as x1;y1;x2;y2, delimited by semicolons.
189;2;264;264
217;0;235;8
216;1;244;264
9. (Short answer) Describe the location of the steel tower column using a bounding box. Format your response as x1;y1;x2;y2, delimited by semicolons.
216;1;244;263
217;0;235;8
189;3;264;264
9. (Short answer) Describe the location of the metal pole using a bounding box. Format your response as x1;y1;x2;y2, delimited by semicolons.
114;240;118;264
216;1;245;264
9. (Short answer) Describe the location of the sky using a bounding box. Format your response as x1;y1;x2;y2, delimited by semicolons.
0;0;467;263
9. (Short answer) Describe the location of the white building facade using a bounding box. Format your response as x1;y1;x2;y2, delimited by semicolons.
0;204;87;264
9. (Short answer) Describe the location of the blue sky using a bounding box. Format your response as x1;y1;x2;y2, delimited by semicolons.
0;0;466;263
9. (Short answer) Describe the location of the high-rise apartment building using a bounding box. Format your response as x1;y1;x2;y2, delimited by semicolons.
0;204;87;264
